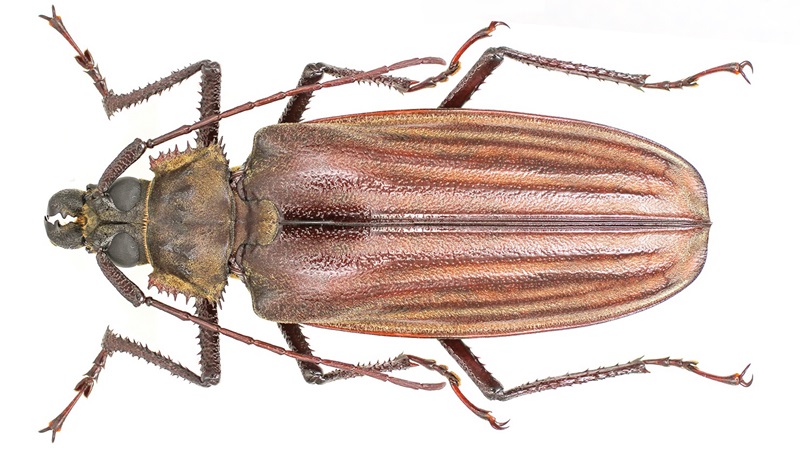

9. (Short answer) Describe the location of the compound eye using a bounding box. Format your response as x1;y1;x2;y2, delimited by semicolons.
108;177;141;212
107;232;139;267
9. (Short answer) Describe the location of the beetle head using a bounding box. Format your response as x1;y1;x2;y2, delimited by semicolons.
45;177;151;267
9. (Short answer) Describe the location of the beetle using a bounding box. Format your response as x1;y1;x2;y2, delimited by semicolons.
39;6;752;441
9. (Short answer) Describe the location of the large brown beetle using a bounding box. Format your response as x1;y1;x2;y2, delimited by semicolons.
40;6;753;440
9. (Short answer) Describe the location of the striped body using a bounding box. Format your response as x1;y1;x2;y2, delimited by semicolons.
236;109;709;338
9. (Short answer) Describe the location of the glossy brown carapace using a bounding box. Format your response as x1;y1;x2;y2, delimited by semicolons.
236;109;709;337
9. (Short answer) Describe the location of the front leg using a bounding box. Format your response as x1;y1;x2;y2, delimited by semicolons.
40;6;222;147
39;299;222;442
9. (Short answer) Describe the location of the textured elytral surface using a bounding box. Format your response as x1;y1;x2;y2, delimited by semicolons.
238;110;708;337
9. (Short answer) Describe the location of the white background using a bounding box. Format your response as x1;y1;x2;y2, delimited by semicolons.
4;1;796;466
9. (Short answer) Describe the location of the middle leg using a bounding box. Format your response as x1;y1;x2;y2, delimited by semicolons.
278;323;416;384
278;324;509;429
279;21;508;124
